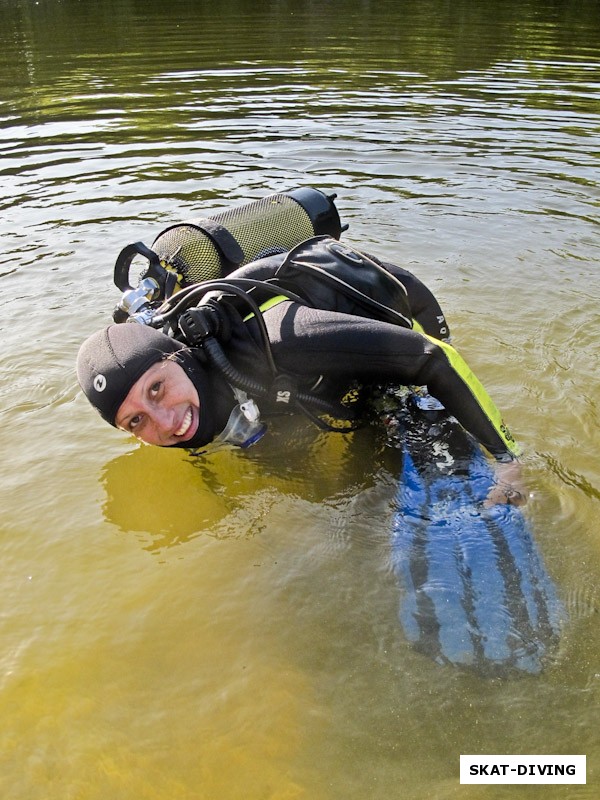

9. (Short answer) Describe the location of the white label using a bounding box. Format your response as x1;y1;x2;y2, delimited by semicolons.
460;755;586;784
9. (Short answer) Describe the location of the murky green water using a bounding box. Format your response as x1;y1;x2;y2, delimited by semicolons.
1;0;599;797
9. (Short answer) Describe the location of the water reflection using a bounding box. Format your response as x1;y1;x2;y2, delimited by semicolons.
1;0;599;796
101;420;392;552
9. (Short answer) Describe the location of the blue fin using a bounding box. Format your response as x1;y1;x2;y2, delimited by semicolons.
390;396;564;676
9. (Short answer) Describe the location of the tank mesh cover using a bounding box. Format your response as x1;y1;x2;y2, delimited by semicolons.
152;194;315;285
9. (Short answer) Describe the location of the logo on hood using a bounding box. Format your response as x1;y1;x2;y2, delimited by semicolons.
93;374;107;392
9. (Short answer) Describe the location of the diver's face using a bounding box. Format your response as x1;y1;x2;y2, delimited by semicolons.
115;359;200;446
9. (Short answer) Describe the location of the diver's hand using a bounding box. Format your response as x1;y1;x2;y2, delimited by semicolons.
484;460;528;508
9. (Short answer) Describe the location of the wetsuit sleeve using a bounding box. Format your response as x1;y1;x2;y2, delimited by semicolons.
260;303;520;462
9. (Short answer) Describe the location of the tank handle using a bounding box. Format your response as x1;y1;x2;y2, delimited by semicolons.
113;241;162;292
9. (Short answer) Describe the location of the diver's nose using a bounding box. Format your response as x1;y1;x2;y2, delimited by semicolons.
151;405;176;441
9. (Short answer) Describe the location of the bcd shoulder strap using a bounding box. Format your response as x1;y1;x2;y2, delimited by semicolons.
272;235;413;329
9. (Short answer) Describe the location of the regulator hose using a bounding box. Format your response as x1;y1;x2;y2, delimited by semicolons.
202;336;266;397
152;277;307;326
155;280;280;376
202;335;357;430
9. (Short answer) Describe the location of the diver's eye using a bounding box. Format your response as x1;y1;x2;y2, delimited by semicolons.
149;380;162;397
129;414;143;431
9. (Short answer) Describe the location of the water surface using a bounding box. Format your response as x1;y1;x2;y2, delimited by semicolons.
1;0;599;797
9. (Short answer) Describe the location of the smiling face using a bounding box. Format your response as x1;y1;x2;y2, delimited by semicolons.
115;358;200;446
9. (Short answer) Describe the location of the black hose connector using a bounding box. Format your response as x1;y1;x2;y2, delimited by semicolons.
178;306;222;345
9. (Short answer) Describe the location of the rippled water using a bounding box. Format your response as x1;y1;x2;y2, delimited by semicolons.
1;0;599;797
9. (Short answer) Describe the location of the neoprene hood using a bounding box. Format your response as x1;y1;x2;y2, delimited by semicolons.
76;324;183;427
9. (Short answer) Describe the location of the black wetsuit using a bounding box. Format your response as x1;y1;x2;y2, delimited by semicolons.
193;251;519;462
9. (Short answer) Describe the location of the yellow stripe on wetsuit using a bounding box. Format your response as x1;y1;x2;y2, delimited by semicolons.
243;294;290;321
424;333;521;458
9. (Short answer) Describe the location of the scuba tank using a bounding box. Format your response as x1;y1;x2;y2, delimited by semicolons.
113;187;344;322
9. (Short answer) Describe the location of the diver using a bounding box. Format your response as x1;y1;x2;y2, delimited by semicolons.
76;237;526;507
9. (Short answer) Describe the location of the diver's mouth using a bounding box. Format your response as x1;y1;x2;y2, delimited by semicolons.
175;407;195;439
